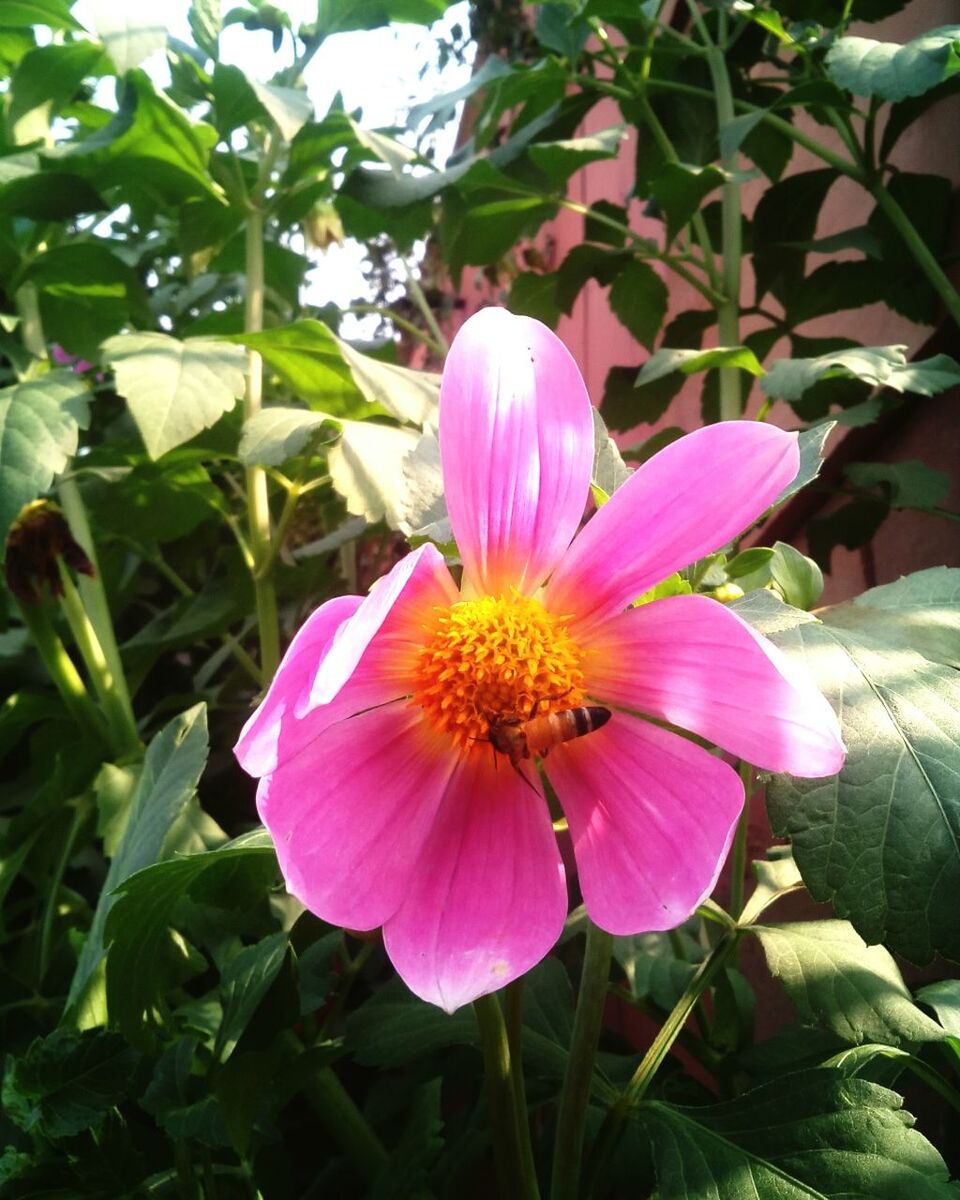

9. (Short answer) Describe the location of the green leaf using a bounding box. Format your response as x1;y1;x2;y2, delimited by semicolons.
826;26;960;101
0;371;89;557
509;271;561;328
67;704;210;1018
845;460;950;511
915;980;960;1038
17;242;147;360
229;319;439;422
649;162;725;245
370;1079;445;1200
752;169;837;304
189;0;221;58
88;3;166;74
348;978;479;1067
772;422;836;508
752;920;945;1046
4;1030;138;1139
102;830;277;1047
9;42;105;127
101;333;246;459
315;0;449;36
736;588;960;964
761;345;960;401
329;419;421;528
0;0;81;30
614;929;699;1009
636;345;764;387
216;932;289;1061
52;70;221;205
740;847;803;925
769;541;824;610
0;170;105;220
238;406;336;467
527;126;626;188
821;568;960;669
248;80;312;141
641;1068;955;1199
591;406;631;502
608;260;668;351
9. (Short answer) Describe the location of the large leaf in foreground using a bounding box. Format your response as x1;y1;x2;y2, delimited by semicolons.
0;371;89;555
67;704;209;1016
735;589;960;963
641;1068;954;1199
102;332;245;459
823;567;960;669
103;830;276;1046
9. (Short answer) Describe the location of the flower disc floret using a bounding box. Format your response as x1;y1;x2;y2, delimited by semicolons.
412;592;585;748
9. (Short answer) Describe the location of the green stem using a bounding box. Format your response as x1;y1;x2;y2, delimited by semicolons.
57;563;140;756
244;195;280;680
15;599;107;745
586;934;738;1191
504;979;539;1192
558;199;724;306
37;799;87;985
692;4;743;420
280;1032;389;1184
402;258;448;355
728;762;753;922
551;922;614;1200
346;303;444;353
474;991;540;1200
57;478;139;746
16;282;45;362
871;184;960;330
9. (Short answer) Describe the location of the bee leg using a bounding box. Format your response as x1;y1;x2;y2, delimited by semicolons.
510;761;540;796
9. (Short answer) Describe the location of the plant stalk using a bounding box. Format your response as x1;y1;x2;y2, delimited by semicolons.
551;922;614;1200
244;199;280;679
57;562;140;756
15;599;108;745
728;762;754;921
474;991;540;1200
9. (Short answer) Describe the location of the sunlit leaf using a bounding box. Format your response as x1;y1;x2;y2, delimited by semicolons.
102;332;245;460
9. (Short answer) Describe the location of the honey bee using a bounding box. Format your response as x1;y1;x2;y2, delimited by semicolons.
486;703;612;772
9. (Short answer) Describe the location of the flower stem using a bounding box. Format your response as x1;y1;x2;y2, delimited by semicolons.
870;183;960;331
728;762;753;921
551;921;614;1200
57;562;141;756
474;991;540;1200
585;933;738;1191
690;2;742;420
402;258;448;355
57;477;139;749
15;598;108;746
244;165;280;680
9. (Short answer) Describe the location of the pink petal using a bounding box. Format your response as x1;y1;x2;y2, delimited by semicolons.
383;751;567;1012
257;704;457;931
235;595;364;777
546;716;743;935
301;542;457;713
439;308;594;596
585;594;845;776
547;422;800;632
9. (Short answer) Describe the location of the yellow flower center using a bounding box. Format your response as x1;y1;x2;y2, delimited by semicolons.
412;592;585;749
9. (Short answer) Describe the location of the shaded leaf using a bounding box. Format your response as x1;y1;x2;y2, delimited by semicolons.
216;932;289;1060
67;705;209;1016
609;260;668;351
736;588;960;964
845;460;950;511
641;1068;954;1199
4;1029;138;1139
772;422;836;508
636;345;764;387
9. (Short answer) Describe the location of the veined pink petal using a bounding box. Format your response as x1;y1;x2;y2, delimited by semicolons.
440;308;593;596
383;752;567;1013
235;595;373;777
301;542;457;714
546;716;743;935
257;704;457;931
546;422;800;632
585;594;845;776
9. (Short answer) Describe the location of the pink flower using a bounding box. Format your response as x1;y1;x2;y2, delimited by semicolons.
235;309;844;1013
